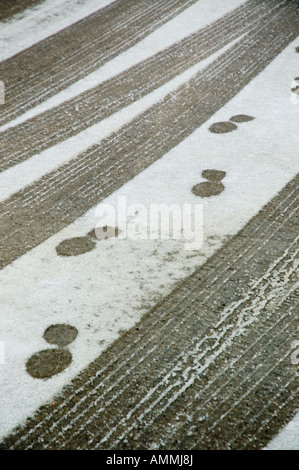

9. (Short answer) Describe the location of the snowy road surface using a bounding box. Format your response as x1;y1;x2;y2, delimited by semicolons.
0;0;298;450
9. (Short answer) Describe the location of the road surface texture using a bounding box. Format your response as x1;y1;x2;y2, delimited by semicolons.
0;0;298;450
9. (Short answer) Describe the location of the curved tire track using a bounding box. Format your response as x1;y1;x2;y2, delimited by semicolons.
0;0;198;125
1;171;298;450
0;0;271;171
0;1;298;271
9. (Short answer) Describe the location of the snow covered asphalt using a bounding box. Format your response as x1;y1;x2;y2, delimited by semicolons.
0;0;298;450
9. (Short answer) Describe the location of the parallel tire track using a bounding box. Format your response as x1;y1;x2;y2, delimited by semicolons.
0;0;43;21
0;1;298;272
8;160;295;449
0;0;272;171
0;0;198;125
1;171;298;450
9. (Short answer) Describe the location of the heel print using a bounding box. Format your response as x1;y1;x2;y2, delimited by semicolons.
209;114;254;133
26;324;78;379
55;226;119;257
192;169;226;198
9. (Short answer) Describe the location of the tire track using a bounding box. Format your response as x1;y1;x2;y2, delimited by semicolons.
0;0;270;171
84;239;299;449
1;171;298;450
0;1;298;272
3;167;297;449
0;0;43;21
0;0;198;125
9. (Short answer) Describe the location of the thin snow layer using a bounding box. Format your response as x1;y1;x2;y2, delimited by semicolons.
0;37;298;440
264;411;299;450
0;0;116;61
0;0;247;130
0;40;239;202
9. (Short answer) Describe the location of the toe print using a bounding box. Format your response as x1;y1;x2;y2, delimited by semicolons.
209;121;237;134
295;46;299;53
192;169;226;198
56;226;119;257
56;236;96;256
201;169;226;181
209;114;254;134
229;114;254;123
43;324;78;347
26;324;78;379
